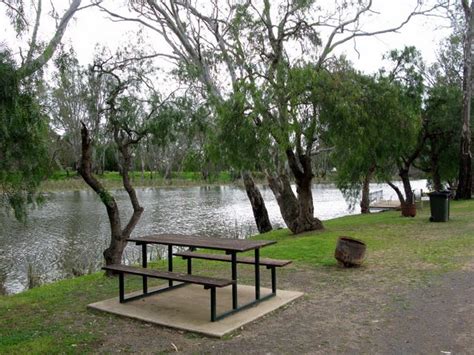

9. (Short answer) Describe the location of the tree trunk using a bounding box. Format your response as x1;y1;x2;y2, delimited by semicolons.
397;168;417;217
287;149;324;233
242;171;272;233
78;123;124;271
294;172;324;232
267;172;300;231
164;162;172;180
79;123;144;275
456;0;474;200
103;227;127;266
387;180;406;205
360;166;375;214
430;150;443;192
16;0;82;80
399;168;414;205
141;155;146;180
267;150;324;234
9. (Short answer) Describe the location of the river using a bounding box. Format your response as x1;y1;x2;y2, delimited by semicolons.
0;180;427;294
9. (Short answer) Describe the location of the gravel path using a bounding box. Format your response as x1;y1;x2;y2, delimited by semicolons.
96;266;474;354
368;271;474;354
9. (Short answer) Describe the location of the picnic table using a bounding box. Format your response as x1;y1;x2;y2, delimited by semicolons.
103;234;291;322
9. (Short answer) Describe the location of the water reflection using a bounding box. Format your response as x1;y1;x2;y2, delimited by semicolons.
0;180;427;294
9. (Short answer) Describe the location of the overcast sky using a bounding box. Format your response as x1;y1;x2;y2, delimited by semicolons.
1;0;452;75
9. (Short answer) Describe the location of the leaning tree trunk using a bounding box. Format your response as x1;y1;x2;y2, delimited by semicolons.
242;171;272;233
267;172;300;231
456;0;474;200
79;123;144;274
360;166;375;214
389;167;416;217
399;168;414;206
79;124;125;269
430;149;443;192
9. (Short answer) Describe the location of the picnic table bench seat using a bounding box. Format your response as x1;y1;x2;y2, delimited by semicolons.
103;264;234;288
174;251;292;267
103;264;234;321
174;251;291;296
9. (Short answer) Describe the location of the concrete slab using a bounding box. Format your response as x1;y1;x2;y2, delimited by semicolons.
88;284;303;338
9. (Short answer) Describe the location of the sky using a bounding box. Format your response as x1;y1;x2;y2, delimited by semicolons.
1;0;453;75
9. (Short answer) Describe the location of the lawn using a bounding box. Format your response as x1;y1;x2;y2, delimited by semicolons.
0;200;473;353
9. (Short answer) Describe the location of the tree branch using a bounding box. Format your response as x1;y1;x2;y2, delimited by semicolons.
17;0;82;79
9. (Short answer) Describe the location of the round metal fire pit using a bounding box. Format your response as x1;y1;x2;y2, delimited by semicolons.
334;236;367;267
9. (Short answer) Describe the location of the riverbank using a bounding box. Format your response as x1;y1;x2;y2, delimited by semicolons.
1;201;473;353
39;170;337;192
39;171;236;192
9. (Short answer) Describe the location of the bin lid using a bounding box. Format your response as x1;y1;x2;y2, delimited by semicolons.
428;191;450;197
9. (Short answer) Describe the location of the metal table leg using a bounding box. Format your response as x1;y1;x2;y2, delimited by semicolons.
141;243;148;294
187;246;195;274
255;248;260;300
231;251;238;309
210;287;216;322
119;272;125;303
168;245;173;287
271;266;276;294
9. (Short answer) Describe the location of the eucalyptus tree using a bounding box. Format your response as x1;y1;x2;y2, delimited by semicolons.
415;34;464;191
1;0;83;80
456;0;473;199
377;47;426;214
147;94;211;180
419;80;462;190
74;47;173;267
99;0;443;233
210;90;274;232
431;0;472;197
49;47;107;171
97;0;275;233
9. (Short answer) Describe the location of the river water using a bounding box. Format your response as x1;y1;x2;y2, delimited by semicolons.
0;180;427;294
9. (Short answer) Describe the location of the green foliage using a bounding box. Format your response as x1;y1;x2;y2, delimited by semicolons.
2;0;27;35
420;80;462;187
324;50;425;204
147;96;209;147
0;50;50;221
181;150;205;172
210;89;271;171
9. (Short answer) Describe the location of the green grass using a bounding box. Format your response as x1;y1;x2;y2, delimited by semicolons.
1;200;473;353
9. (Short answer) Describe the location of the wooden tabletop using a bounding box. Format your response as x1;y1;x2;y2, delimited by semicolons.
127;234;276;252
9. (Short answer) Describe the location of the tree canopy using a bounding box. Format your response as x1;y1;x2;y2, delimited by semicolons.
0;50;50;220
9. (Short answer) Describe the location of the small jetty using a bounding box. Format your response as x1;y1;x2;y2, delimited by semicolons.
369;200;401;210
368;189;401;210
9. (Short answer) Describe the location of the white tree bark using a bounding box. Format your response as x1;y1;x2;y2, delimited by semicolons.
16;0;82;80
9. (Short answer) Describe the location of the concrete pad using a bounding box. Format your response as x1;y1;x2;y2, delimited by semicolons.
88;284;303;338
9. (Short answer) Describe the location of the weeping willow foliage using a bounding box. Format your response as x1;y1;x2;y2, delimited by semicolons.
0;50;49;221
323;67;422;209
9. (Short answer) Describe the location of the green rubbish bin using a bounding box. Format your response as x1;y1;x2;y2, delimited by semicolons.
428;191;450;222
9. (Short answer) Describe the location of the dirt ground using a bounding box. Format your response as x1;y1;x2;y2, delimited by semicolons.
94;263;474;354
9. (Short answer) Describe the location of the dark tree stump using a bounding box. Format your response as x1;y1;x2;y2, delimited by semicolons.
335;237;367;267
